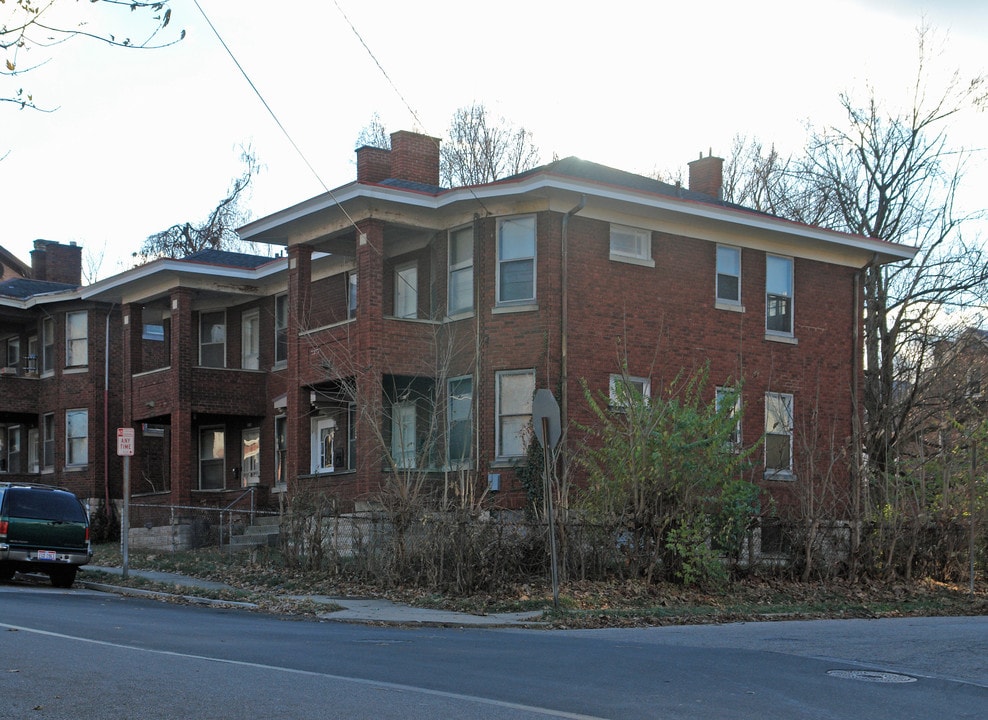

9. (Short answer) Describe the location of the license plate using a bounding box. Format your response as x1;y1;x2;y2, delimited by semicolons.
37;550;57;561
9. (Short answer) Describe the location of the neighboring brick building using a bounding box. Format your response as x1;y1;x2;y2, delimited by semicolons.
3;132;917;547
0;240;122;511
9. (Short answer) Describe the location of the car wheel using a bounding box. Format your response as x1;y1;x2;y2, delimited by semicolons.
50;567;77;588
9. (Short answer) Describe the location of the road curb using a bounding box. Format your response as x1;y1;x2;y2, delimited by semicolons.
80;581;259;609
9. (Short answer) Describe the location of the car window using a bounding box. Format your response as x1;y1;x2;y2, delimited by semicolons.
7;489;87;523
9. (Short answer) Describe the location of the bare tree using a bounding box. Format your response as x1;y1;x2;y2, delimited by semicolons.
355;112;390;149
1;0;183;111
441;103;541;186
134;146;265;263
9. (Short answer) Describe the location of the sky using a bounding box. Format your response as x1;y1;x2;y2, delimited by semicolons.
2;0;986;281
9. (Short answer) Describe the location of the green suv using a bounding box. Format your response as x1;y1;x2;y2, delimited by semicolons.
0;483;92;588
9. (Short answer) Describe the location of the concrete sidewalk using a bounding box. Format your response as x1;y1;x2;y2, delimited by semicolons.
80;566;546;627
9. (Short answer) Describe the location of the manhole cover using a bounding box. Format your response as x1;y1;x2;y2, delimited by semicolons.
827;670;917;684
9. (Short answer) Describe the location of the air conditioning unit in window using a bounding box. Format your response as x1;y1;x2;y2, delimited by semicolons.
0;367;17;376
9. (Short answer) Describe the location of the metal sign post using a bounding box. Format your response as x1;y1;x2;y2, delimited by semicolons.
533;389;561;610
116;428;134;580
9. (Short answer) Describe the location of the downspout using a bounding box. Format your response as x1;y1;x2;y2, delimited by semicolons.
560;195;586;477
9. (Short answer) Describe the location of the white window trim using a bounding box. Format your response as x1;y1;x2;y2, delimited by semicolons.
608;373;651;410
716;244;743;308
496;215;537;306
764;392;794;480
198;426;226;490
447;375;473;469
765;254;794;338
609;224;654;266
41;413;54;471
448;225;475;317
242;308;260;370
41;318;54;375
310;416;337;474
65;310;88;368
198;310;227;368
394;262;418;319
347;272;358;320
274;294;289;365
65;408;88;467
495;369;535;461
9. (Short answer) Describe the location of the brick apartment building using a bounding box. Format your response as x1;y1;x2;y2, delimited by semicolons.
2;131;916;544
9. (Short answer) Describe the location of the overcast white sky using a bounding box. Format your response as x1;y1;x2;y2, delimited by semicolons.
2;0;986;280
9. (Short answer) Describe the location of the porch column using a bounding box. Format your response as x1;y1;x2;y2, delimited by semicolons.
169;288;195;505
355;220;385;497
285;244;313;488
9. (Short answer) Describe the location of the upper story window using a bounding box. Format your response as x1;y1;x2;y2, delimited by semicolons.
609;224;652;264
42;413;54;470
496;369;535;459
497;215;536;305
394;262;418;319
199;311;226;368
609;373;650;410
448;226;474;316
766;255;793;335
274;294;288;364
716;245;742;305
765;392;793;478
65;311;88;368
242;308;260;370
347;272;358;320
5;336;20;370
41;318;54;374
26;335;37;375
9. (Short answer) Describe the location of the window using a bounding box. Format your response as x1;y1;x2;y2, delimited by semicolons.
310;417;337;474
391;402;416;469
716;386;742;449
242;309;260;370
65;409;88;466
199;427;225;490
609;224;652;263
5;336;20;370
142;308;165;341
609;374;650;410
42;414;54;470
497;215;536;305
394;262;418;319
716;245;741;305
448;226;474;315
26;335;37;374
65;311;88;367
27;427;39;473
347;272;358;320
348;403;357;471
766;255;793;335
496;369;535;458
274;415;287;487
764;392;793;478
199;311;226;367
448;376;473;467
241;427;260;486
41;318;54;373
6;426;20;473
274;294;288;364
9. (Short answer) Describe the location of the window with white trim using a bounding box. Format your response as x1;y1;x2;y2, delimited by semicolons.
41;318;54;373
5;336;20;370
6;426;21;473
766;255;793;335
394;262;418;319
764;392;793;478
448;226;474;315
42;413;54;470
275;294;288;364
447;376;473;467
65;311;88;367
609;224;652;263
199;311;226;368
609;374;650;410
242;308;260;370
497;216;536;305
274;415;287;487
199;426;225;490
716;386;742;450
65;409;88;467
347;272;358;320
716;245;741;305
496;369;534;458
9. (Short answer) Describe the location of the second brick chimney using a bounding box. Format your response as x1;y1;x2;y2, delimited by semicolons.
355;130;441;187
687;151;724;200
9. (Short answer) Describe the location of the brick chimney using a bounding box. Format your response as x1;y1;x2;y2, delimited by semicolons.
687;151;724;200
31;240;82;286
356;145;392;183
389;131;441;186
